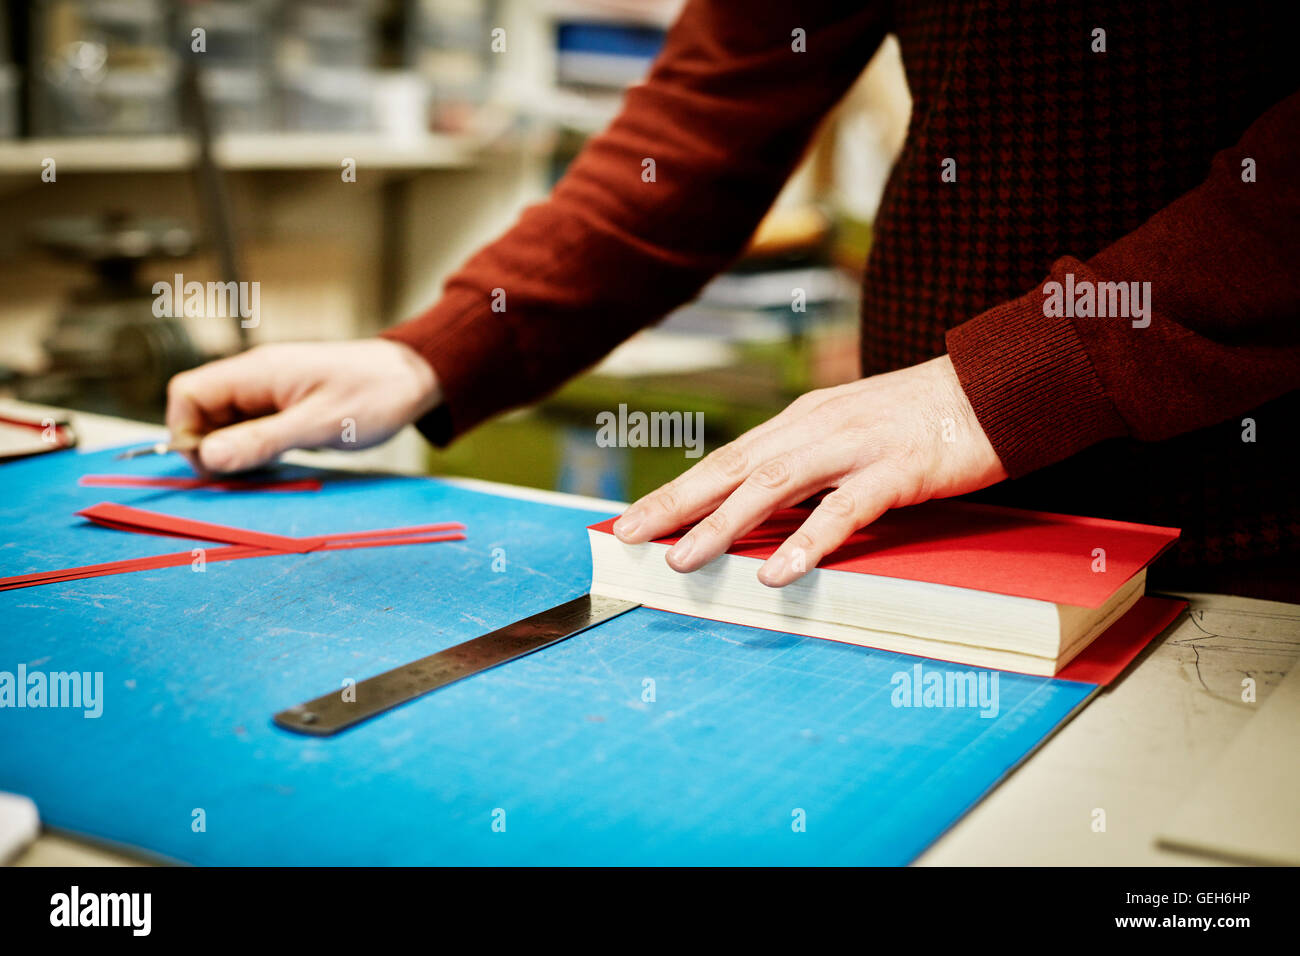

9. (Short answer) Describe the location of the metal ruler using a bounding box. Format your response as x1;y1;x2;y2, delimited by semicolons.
274;594;640;736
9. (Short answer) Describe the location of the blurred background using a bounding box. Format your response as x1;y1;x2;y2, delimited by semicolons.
0;0;911;500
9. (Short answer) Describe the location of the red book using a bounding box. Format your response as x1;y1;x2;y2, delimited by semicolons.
589;499;1181;681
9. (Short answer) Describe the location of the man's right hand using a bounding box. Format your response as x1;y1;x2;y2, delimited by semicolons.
165;338;442;474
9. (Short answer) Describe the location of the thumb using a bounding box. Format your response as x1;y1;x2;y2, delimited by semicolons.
197;401;332;473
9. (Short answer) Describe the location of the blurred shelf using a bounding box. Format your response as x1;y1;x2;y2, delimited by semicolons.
0;131;488;175
543;0;683;28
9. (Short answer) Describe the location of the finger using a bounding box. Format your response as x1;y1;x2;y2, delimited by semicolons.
613;411;838;545
166;372;225;475
664;440;859;573
757;474;897;588
165;350;285;439
168;350;297;475
197;398;337;473
611;444;748;544
611;391;845;545
165;376;210;470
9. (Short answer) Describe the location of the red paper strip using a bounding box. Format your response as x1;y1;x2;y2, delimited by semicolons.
77;513;464;548
0;502;468;592
0;545;264;589
306;533;466;552
79;475;323;493
309;523;466;544
78;502;317;553
0;533;466;591
78;504;465;552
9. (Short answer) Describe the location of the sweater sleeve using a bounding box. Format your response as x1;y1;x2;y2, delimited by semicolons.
381;1;888;444
947;90;1300;478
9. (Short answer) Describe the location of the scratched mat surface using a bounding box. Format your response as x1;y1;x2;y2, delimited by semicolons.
0;447;1094;865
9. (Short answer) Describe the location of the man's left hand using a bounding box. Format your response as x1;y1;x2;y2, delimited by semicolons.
611;355;1009;586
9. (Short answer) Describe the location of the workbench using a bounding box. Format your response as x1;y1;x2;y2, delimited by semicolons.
4;401;1297;866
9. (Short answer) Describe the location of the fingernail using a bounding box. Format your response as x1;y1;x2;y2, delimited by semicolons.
200;435;235;472
613;511;641;540
759;556;787;587
666;536;694;568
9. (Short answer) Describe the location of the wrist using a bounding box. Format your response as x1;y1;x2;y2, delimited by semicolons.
934;353;1010;485
374;337;443;420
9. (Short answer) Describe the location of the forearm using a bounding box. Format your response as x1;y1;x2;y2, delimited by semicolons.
948;90;1300;477
383;1;888;444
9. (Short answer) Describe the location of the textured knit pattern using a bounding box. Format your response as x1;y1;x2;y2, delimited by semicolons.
383;0;1300;587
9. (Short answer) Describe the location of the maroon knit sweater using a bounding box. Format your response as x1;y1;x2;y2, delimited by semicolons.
383;0;1300;598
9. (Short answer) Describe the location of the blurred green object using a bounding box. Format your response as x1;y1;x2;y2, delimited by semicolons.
425;339;811;503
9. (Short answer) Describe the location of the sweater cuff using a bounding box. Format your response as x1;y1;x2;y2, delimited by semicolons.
946;292;1129;478
379;286;495;448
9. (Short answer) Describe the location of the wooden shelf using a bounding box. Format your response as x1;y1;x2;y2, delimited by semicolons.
0;131;486;175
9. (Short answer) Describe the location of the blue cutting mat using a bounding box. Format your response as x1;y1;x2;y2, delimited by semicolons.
0;446;1094;865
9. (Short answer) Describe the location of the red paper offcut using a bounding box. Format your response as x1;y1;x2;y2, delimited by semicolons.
79;475;323;493
0;534;466;591
0;503;466;592
79;502;316;553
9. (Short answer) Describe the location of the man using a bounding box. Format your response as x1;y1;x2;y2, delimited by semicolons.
166;1;1299;598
